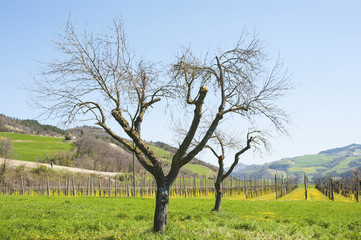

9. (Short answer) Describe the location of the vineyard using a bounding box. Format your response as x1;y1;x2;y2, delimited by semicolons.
1;165;361;239
0;169;297;199
1;132;360;239
315;174;361;202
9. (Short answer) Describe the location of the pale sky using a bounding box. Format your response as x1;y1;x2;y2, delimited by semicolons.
1;1;360;166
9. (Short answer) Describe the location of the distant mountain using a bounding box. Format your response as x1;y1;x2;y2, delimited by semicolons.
232;162;250;172
319;144;361;155
231;144;361;182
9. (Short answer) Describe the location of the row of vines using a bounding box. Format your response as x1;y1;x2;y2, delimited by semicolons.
315;173;361;202
0;166;297;199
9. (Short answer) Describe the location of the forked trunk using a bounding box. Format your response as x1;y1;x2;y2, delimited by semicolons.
153;185;169;233
213;181;222;212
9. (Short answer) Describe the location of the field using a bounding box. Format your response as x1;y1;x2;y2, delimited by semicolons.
0;132;74;162
1;133;360;239
1;186;360;239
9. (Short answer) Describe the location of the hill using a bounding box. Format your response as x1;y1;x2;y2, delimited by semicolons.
0;132;74;162
67;126;217;177
231;144;361;181
0;114;217;177
0;114;64;136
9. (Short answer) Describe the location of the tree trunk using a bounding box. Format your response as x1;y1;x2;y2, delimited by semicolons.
0;177;3;194
304;174;308;200
153;185;169;233
213;181;222;212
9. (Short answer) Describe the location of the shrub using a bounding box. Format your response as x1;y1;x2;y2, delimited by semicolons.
31;165;53;175
0;137;13;158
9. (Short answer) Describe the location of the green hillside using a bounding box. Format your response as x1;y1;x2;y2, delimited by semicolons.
183;163;216;177
0;132;74;162
284;145;361;179
0;131;216;177
232;144;361;181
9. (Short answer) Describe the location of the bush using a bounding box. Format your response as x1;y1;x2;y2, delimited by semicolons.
31;165;53;175
0;137;13;158
42;151;75;167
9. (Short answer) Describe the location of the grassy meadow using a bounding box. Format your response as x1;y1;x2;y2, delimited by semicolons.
0;132;74;162
1;186;360;239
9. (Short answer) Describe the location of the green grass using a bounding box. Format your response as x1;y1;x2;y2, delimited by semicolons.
0;132;74;162
0;194;360;239
288;166;326;174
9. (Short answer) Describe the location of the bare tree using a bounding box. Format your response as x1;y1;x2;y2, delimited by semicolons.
353;168;361;181
353;168;361;202
0;137;13;159
29;18;291;232
204;130;269;212
0;137;13;191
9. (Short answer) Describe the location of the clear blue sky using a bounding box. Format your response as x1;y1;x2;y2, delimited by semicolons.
1;0;360;166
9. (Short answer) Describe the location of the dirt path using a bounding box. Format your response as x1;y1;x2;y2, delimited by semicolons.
0;158;122;177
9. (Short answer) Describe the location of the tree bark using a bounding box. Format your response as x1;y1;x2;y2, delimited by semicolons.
153;185;169;233
213;181;222;212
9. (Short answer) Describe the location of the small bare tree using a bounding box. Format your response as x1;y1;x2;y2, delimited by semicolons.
29;18;291;232
204;130;269;211
0;137;13;159
353;168;361;202
0;137;13;191
304;172;308;200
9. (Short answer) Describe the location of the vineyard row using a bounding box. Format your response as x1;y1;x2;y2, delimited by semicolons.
0;173;297;199
315;175;361;202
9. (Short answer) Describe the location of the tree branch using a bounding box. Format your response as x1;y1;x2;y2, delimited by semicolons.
111;109;163;172
222;136;252;180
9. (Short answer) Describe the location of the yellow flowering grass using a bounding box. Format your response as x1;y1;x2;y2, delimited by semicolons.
276;185;356;202
250;191;276;201
232;185;356;202
333;192;355;203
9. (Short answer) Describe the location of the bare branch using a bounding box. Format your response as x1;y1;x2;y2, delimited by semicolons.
28;19;292;232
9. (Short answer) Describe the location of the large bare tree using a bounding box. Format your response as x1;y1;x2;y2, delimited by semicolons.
29;18;291;232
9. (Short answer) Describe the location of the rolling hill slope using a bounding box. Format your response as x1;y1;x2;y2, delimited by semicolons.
0;114;217;177
0;132;74;162
231;144;361;181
